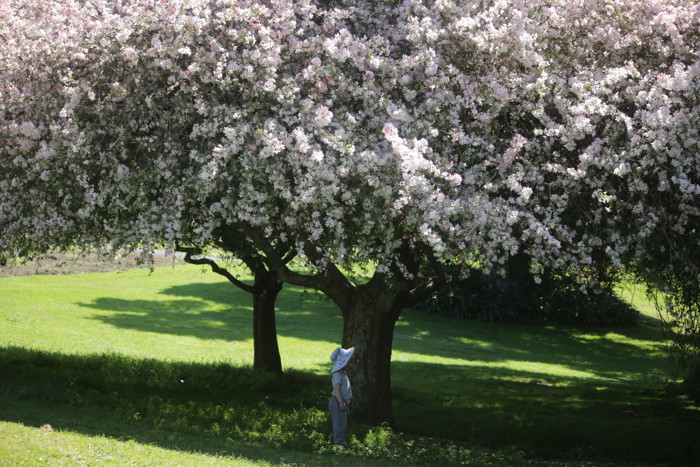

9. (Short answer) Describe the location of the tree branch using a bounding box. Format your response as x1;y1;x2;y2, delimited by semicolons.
398;246;451;308
249;231;356;310
175;244;255;295
401;274;449;308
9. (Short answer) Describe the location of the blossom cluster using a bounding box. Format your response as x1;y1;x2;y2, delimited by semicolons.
1;0;698;287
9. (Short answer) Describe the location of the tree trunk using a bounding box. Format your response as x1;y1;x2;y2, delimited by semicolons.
341;282;403;426
176;245;285;376
252;267;284;376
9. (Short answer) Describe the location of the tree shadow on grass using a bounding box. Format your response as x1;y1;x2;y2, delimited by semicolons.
80;281;672;386
390;360;700;464
78;282;342;345
0;347;368;467
79;297;254;341
1;347;698;464
394;308;673;385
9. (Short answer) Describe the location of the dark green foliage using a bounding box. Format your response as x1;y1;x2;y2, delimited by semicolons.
652;282;700;404
681;366;700;405
343;425;518;466
544;279;640;326
417;269;639;326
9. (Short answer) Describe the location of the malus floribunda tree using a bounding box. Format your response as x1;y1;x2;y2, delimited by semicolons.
2;0;699;423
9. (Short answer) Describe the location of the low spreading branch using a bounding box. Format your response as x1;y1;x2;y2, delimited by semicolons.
175;244;255;294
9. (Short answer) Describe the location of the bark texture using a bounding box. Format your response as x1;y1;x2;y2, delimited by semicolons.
251;265;284;375
341;285;402;425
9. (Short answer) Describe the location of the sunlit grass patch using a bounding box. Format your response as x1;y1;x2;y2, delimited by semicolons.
0;421;272;467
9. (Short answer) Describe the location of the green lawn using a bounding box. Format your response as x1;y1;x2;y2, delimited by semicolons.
0;266;340;370
0;419;286;467
1;265;698;465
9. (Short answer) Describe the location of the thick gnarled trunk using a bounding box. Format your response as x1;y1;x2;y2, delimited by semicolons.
331;272;411;426
342;290;401;426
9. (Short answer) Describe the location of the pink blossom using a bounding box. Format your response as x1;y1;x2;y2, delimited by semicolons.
0;0;698;291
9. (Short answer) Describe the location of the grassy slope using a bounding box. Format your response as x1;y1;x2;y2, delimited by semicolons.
1;265;699;464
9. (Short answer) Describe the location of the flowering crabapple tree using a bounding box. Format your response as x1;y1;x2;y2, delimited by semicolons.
2;0;699;424
0;0;297;376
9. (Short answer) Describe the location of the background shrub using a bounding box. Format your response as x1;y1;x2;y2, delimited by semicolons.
417;268;639;327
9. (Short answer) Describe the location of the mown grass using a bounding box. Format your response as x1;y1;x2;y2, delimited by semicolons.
1;265;699;465
0;420;296;467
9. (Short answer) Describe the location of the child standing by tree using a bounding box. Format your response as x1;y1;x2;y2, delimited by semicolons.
329;346;354;447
